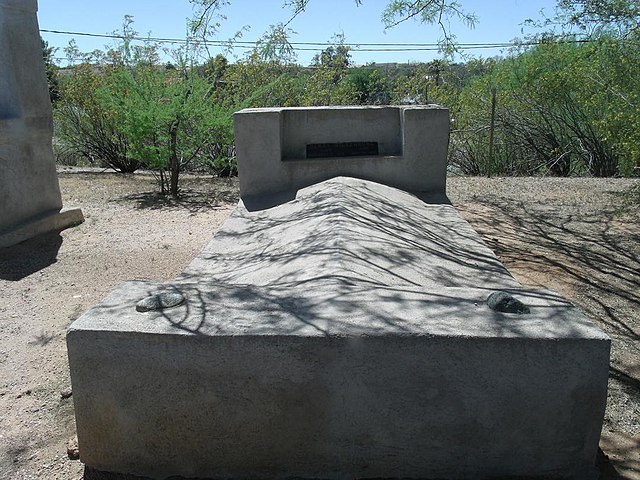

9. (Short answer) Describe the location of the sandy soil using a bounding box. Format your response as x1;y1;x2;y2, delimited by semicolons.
0;171;638;479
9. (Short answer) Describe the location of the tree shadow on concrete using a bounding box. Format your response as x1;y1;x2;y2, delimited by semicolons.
455;195;639;479
181;179;521;294
85;177;606;341
76;177;616;480
0;231;62;281
455;198;639;341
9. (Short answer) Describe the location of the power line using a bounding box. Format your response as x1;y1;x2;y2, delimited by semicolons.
40;27;610;53
40;28;499;47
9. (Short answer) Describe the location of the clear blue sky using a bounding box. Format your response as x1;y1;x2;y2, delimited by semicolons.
38;0;558;66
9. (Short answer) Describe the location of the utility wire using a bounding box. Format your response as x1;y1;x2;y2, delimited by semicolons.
40;27;611;52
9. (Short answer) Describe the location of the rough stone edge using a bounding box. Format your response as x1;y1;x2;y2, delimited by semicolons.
67;280;611;341
82;464;599;480
0;207;84;248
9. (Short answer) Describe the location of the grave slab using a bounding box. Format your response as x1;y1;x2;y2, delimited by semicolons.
68;176;610;480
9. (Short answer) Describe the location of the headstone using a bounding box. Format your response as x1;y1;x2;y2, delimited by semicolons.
233;106;450;198
0;0;83;248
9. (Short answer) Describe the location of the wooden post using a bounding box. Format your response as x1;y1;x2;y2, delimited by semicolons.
488;87;497;175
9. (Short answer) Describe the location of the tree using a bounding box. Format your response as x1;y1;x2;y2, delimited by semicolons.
447;35;636;177
56;61;140;172
202;54;228;83
347;67;391;105
381;0;477;54
98;19;233;195
188;0;477;55
254;24;298;64
41;38;60;104
188;0;640;56
556;0;640;34
53;1;640;184
302;36;355;105
312;43;351;71
56;17;234;191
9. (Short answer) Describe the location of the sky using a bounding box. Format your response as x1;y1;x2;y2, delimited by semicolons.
38;0;559;66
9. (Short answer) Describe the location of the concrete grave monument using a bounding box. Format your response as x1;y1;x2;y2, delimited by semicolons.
0;0;83;248
68;106;609;480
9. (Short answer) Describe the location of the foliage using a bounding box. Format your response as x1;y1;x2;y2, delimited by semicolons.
301;39;356;105
216;54;307;108
311;39;351;70
556;0;640;34
55;18;234;192
254;24;298;64
41;38;60;104
99;64;232;194
347;67;391;105
577;32;640;175
382;0;477;55
52;0;640;185
448;34;639;177
189;0;477;56
55;63;140;173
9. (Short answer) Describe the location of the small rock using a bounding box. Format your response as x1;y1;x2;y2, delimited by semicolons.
67;436;79;460
136;292;185;312
16;388;32;399
487;291;531;314
60;387;72;399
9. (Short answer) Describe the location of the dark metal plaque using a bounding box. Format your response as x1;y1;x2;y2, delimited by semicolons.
306;141;379;159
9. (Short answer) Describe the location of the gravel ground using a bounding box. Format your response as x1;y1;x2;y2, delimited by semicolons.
0;172;638;479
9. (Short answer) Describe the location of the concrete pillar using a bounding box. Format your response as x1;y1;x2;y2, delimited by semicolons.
0;0;83;248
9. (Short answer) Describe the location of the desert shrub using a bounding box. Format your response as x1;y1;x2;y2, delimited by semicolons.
56;64;141;173
55;18;235;193
449;38;628;177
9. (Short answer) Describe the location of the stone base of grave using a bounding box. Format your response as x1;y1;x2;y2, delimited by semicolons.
0;207;84;248
67;177;609;480
69;285;608;480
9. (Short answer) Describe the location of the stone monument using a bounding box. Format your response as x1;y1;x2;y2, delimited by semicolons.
0;0;83;248
68;106;609;480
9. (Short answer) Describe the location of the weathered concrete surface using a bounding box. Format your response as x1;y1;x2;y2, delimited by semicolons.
234;106;449;198
184;178;519;290
68;177;610;480
0;0;83;247
0;207;84;248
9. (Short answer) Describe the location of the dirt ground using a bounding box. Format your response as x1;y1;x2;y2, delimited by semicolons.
0;171;638;480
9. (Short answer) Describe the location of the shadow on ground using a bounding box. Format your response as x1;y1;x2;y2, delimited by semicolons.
456;195;639;479
117;178;240;214
0;231;63;281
